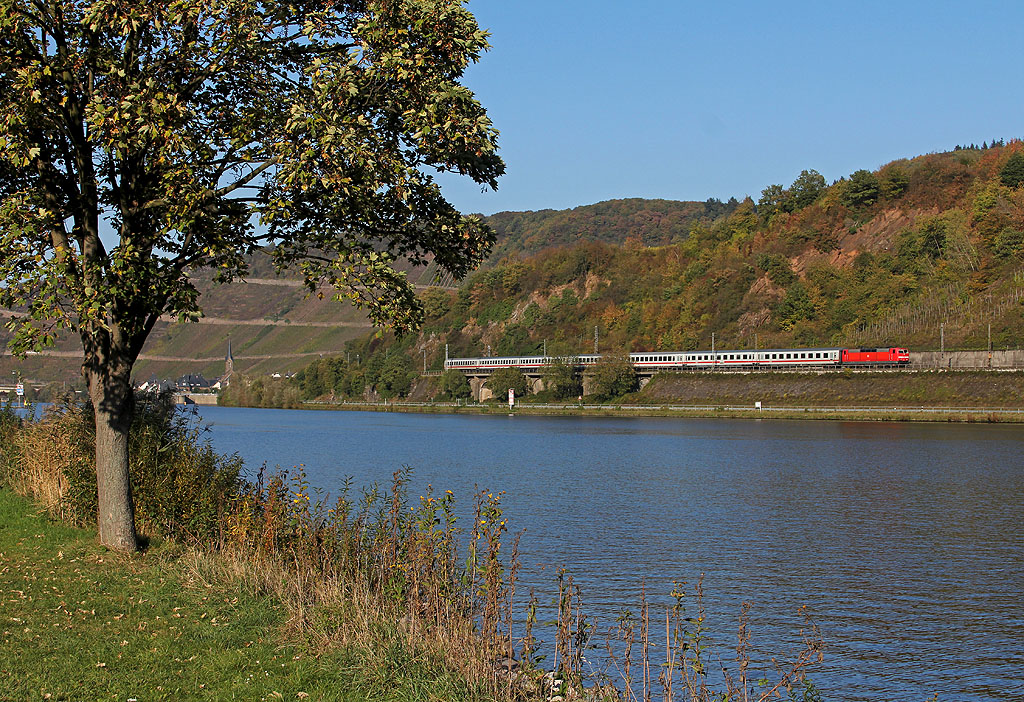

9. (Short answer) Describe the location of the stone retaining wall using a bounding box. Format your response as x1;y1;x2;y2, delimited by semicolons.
911;350;1024;368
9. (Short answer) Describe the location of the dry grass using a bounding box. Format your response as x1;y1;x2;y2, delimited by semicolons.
1;410;86;522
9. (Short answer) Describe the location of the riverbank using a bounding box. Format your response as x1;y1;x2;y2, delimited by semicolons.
282;369;1024;422
300;400;1024;423
0;488;490;701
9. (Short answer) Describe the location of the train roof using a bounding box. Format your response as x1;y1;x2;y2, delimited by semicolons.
446;346;863;363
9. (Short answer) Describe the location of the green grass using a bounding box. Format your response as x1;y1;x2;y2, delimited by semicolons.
0;489;484;702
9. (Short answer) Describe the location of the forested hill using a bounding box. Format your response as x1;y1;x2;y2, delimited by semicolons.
284;142;1024;402
9;143;1024;400
480;197;739;263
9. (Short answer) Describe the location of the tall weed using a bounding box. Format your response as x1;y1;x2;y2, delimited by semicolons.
0;393;243;539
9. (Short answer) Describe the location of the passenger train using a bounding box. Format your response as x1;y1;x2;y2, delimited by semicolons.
445;346;910;371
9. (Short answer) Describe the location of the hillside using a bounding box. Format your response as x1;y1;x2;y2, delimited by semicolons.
0;276;372;388
287;142;1024;402
0;199;742;389
481;197;738;263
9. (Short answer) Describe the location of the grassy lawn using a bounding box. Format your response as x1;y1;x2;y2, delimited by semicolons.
0;489;480;702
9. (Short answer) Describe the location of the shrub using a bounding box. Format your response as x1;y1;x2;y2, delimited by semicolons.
880;166;909;199
589;353;638;400
542;357;582;400
1;393;243;540
994;227;1024;259
485;367;529;400
756;252;796;287
438;369;471;400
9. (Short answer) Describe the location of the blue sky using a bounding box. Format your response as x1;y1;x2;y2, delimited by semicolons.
437;0;1024;215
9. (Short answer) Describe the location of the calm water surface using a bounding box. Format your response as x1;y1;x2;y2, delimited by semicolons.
195;406;1024;701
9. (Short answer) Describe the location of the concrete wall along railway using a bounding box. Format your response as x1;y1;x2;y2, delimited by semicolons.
911;350;1024;369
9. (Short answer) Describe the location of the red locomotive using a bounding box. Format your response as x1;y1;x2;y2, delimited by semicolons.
840;347;910;365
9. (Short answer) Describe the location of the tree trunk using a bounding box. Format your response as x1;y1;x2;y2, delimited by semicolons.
86;362;139;552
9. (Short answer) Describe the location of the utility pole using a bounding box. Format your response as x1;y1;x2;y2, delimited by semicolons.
422;348;427;373
712;332;716;370
543;339;547;358
940;322;945;355
594;326;598;354
755;333;758;351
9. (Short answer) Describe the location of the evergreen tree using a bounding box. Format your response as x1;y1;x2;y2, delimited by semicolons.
842;170;881;208
999;153;1024;188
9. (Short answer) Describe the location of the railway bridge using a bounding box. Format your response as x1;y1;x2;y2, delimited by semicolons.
456;365;654;402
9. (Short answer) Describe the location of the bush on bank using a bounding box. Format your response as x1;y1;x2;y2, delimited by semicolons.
0;394;243;538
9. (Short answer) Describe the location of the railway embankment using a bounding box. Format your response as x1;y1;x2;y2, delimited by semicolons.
637;369;1024;409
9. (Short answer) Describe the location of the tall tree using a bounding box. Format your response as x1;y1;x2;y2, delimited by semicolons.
841;169;880;209
788;169;826;210
0;0;503;551
541;356;581;399
589;352;637;400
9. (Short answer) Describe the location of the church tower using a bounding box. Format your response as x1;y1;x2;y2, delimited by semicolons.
222;337;235;386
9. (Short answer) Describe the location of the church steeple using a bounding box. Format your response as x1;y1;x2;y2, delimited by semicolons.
223;337;234;385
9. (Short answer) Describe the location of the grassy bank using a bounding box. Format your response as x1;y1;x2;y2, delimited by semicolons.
639;369;1024;409
0;488;490;701
298;399;1024;424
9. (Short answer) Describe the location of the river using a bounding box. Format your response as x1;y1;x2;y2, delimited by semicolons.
194;406;1024;701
